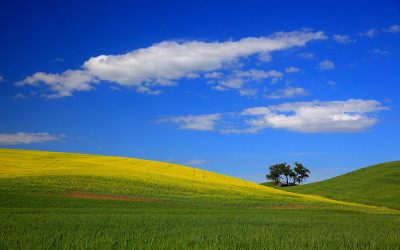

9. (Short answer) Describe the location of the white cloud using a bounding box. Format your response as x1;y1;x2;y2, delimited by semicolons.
242;99;388;133
211;85;229;91
159;99;388;134
15;70;98;98
333;35;356;44
358;28;378;38
258;52;272;62
156;114;222;131
234;69;283;80
219;78;244;89
383;25;400;33
136;86;162;95
84;31;324;88
0;76;4;82
207;69;284;95
317;60;334;70
297;52;314;58
204;72;223;78
186;72;200;79
372;49;389;55
0;132;62;145
284;67;300;73
239;88;258;96
265;86;309;99
16;30;327;97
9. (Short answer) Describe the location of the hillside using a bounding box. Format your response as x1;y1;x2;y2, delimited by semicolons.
0;149;397;213
286;161;400;210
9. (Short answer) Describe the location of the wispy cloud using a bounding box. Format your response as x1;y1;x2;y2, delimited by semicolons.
317;60;335;70
297;52;314;58
156;114;222;131
371;49;389;55
333;34;356;44
15;30;327;98
51;58;64;63
0;75;4;82
382;25;400;33
209;69;284;96
284;67;300;73
264;86;308;99
0;132;63;145
204;72;223;79
158;99;388;134
358;28;378;38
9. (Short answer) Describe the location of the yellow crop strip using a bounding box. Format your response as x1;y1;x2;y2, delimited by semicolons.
0;148;397;214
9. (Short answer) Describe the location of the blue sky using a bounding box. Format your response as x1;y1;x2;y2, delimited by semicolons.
1;0;399;183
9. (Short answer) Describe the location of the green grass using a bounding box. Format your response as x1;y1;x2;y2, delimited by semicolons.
1;192;399;249
260;182;276;187
285;161;400;210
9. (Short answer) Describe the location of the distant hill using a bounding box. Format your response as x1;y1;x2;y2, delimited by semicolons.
285;161;400;210
0;149;396;213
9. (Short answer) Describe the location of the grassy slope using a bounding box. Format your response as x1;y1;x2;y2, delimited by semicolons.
286;161;400;210
0;149;397;213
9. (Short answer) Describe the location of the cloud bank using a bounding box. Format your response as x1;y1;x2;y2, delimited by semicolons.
158;99;388;133
15;30;327;97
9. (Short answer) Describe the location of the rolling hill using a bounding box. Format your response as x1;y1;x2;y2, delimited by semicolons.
285;161;400;210
0;148;396;213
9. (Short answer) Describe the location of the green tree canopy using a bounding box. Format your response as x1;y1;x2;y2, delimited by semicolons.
266;162;310;186
293;162;310;184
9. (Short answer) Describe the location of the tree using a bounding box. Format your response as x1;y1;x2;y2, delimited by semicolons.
266;163;283;185
293;162;310;184
280;163;293;186
289;171;297;185
266;162;311;186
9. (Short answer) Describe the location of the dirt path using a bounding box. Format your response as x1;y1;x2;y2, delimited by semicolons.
60;191;165;203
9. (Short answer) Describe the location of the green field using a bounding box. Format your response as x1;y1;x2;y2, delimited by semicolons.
1;192;399;249
0;149;399;249
285;161;400;210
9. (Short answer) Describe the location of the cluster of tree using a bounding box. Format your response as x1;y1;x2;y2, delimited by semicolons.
266;162;310;186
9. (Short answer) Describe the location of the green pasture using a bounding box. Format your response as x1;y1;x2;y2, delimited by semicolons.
285;161;400;210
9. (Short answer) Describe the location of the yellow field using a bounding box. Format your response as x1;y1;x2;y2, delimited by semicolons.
0;148;397;214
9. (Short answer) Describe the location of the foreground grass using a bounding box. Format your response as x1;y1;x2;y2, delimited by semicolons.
0;193;399;249
286;161;400;210
0;149;396;214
